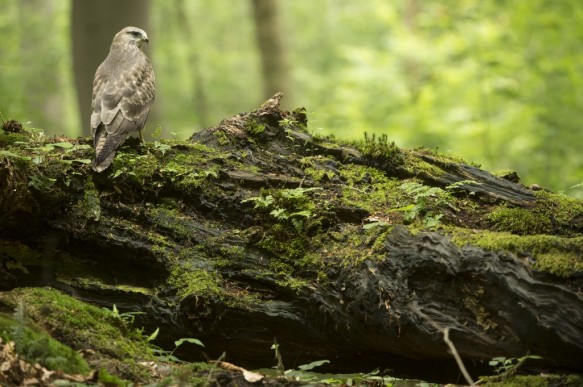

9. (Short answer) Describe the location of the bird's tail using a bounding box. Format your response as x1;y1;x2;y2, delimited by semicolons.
92;125;127;172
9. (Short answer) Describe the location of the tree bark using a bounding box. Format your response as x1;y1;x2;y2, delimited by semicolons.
18;0;64;133
72;0;151;135
251;0;292;107
1;94;582;382
174;0;210;129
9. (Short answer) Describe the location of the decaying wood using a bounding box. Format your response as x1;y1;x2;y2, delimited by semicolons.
0;94;582;382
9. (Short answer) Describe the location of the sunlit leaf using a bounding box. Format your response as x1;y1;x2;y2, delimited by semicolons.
146;327;159;342
174;337;204;348
297;359;330;371
72;159;91;164
51;142;74;149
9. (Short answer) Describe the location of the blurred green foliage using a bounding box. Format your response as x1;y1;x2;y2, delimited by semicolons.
0;0;581;195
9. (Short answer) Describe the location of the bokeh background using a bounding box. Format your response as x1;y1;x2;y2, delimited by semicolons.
1;0;582;196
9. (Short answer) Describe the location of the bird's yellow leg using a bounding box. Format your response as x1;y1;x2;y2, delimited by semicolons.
139;129;145;142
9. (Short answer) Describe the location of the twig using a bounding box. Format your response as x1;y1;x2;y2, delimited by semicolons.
409;303;475;385
205;351;226;386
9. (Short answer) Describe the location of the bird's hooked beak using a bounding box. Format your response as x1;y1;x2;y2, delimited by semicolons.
137;35;149;49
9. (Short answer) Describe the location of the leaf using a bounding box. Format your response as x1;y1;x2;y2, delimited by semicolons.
242;369;264;383
291;210;312;218
174;337;204;348
146;327;159;342
297;359;330;371
72;159;92;164
363;221;389;230
394;204;416;212
51;141;74;149
0;150;31;160
270;208;288;219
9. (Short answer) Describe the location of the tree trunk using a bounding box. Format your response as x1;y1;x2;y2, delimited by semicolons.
251;0;292;107
174;0;210;129
1;94;582;382
18;0;65;134
72;0;151;135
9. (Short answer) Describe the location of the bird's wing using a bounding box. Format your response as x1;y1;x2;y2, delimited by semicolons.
92;55;155;136
91;54;155;171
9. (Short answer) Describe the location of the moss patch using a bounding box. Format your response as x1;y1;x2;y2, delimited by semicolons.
0;287;155;382
449;228;583;277
482;374;583;387
486;207;553;235
169;265;224;301
0;313;89;374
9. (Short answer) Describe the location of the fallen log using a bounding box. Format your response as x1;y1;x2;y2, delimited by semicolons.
1;94;582;383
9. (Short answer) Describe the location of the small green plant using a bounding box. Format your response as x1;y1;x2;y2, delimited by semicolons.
151;124;163;139
243;187;322;233
149;330;205;363
153;140;172;155
98;368;132;387
360;132;402;160
28;175;57;191
271;339;285;374
279;117;298;131
488;354;542;377
267;342;419;385
396;181;451;229
103;304;144;325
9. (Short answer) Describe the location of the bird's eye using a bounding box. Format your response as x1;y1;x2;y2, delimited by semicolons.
129;31;140;37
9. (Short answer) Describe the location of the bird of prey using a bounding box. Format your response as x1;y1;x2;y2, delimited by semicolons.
91;26;156;172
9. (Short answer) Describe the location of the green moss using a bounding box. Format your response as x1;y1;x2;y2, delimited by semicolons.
310;224;390;269
449;228;583;277
492;169;521;183
258;233;308;261
0;287;155;381
339;164;405;213
0;128;31;146
213;129;232;146
245;118;266;137
112;152;159;183
0;313;90;374
299;155;337;182
486;207;552;235
485;191;583;236
534;190;583;235
149;206;193;239
357;133;402;160
169;265;224;300
482;374;583;387
83;174;101;221
159;152;220;191
0;148;33;168
404;155;445;178
534;251;583;277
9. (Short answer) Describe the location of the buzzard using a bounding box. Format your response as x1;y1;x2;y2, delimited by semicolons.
91;26;156;172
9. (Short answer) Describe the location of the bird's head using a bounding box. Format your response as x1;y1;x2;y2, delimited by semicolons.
114;26;149;49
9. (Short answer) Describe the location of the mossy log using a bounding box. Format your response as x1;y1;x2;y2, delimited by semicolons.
1;94;582;382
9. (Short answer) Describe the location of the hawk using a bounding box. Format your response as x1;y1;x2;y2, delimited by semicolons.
91;26;156;172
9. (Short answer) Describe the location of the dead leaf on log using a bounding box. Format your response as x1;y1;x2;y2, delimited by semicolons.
211;360;264;383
